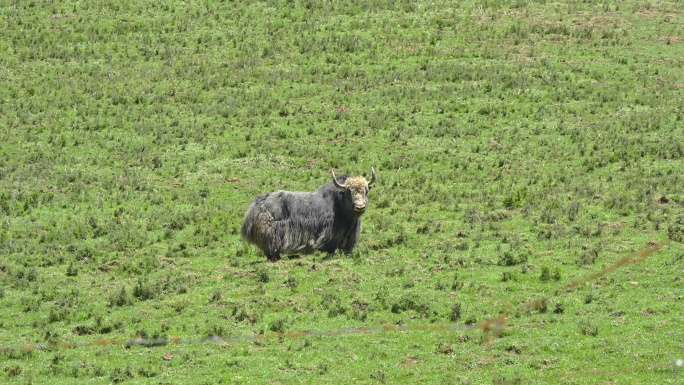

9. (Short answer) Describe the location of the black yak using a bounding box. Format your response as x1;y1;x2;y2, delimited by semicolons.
241;168;376;261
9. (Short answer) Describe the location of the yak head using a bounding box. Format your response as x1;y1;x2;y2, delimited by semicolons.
331;167;376;215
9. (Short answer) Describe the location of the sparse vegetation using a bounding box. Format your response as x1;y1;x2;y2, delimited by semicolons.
1;0;682;383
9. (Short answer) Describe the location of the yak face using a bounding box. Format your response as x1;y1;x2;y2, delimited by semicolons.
345;177;371;213
332;168;376;215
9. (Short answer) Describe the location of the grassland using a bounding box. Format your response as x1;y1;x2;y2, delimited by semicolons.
1;0;683;384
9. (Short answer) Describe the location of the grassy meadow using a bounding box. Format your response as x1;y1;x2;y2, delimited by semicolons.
1;0;683;383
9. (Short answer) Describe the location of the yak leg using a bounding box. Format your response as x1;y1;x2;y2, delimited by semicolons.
340;224;359;256
267;253;281;262
318;245;336;260
340;237;357;257
340;247;355;259
318;240;337;260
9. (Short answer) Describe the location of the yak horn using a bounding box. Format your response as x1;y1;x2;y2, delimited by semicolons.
368;167;376;186
331;170;346;189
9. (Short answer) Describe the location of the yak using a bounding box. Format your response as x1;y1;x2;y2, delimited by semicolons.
241;168;376;261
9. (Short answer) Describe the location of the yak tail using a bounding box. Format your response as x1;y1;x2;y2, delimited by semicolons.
241;194;279;255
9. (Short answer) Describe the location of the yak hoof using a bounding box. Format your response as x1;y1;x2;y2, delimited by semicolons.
267;253;281;262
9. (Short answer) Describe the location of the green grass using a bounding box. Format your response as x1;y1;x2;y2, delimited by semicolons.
1;0;683;383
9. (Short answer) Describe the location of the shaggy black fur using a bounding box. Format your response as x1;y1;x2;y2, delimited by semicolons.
241;175;368;261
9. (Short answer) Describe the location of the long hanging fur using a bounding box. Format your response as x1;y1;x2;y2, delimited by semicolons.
241;175;367;261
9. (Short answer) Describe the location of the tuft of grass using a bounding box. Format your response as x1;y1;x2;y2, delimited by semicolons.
108;287;132;307
539;266;551;282
449;303;462;322
578;320;599;337
256;267;270;284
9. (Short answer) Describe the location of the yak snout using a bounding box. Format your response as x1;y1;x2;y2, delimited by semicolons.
352;192;368;213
